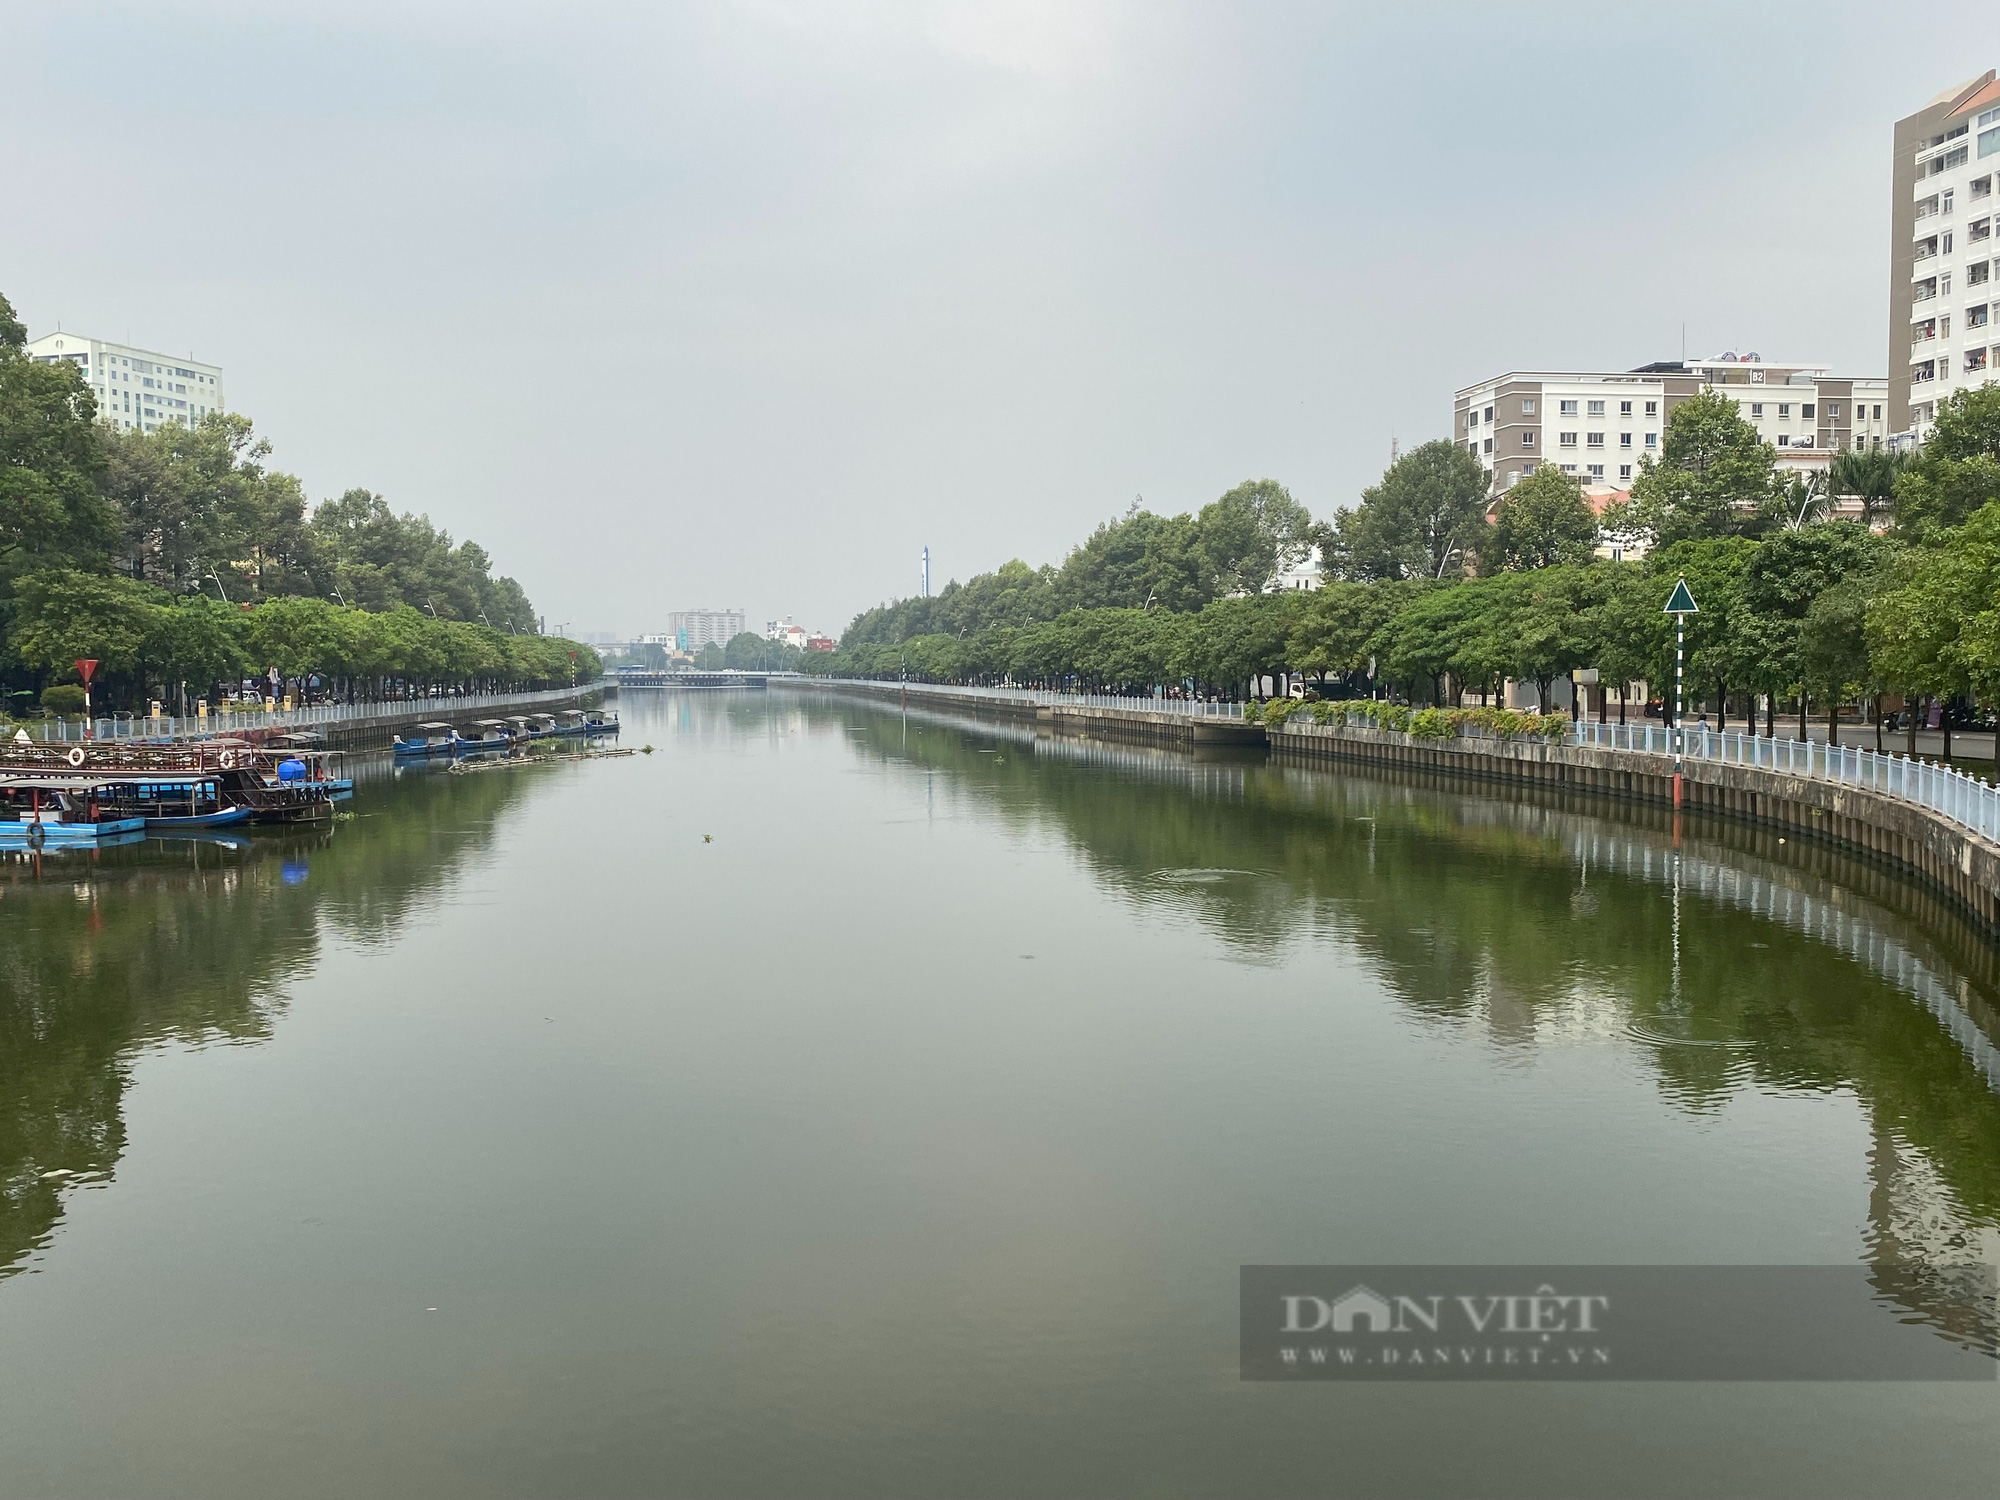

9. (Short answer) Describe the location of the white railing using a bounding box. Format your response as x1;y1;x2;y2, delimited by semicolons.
1565;719;1999;845
33;685;592;744
794;677;1246;719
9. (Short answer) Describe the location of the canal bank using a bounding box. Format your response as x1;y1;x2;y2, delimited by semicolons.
779;678;2000;936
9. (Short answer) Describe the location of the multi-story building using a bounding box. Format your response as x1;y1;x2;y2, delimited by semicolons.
667;609;747;650
1890;70;2000;440
1454;358;1888;495
21;331;224;435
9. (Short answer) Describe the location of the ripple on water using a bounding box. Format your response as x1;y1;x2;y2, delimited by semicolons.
1149;867;1262;885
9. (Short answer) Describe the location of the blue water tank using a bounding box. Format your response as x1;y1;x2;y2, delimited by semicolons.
277;758;307;782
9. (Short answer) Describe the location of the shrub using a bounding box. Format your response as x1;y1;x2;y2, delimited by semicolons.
1262;697;1301;727
41;685;86;714
1309;701;1336;725
1243;700;1264;723
1407;708;1454;740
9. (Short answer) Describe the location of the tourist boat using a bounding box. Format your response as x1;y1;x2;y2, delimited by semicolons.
0;738;353;826
393;723;461;758
0;776;155;846
459;720;517;752
551;709;621;738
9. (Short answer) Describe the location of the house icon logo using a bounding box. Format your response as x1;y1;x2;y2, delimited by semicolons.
1329;1285;1395;1332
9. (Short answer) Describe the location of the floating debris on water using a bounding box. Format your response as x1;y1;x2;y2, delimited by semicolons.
447;747;636;774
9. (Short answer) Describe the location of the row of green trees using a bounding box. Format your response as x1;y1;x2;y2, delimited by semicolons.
10;574;599;714
1;289;579;711
812;385;2000;740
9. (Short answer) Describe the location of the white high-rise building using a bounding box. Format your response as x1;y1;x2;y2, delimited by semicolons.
21;331;224;435
667;609;746;649
1890;71;2000;440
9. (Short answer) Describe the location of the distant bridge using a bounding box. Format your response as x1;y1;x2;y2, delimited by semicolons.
607;669;783;688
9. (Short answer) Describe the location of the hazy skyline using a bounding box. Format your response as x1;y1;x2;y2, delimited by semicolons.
7;2;1997;637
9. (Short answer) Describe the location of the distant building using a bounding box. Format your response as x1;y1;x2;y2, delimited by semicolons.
667;609;746;650
1888;71;2000;441
765;618;811;649
807;635;835;652
22;331;224;435
1273;548;1322;592
1455;358;1888;496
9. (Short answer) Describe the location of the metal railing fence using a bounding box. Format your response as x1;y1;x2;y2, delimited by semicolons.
790;677;1246;719
32;685;593;745
1566;717;2000;844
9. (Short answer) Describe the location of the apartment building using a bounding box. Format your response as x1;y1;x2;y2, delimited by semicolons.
1454;358;1888;494
667;609;747;650
1890;70;2000;438
21;331;224;435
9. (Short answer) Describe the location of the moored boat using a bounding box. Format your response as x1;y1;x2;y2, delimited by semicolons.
393;723;460;758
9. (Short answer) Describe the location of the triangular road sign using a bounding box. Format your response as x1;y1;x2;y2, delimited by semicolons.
1662;577;1699;615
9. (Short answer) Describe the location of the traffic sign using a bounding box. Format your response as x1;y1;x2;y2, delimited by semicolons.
74;658;97;684
1663;577;1699;615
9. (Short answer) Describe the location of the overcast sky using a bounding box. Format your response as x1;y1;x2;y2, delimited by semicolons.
6;2;1998;637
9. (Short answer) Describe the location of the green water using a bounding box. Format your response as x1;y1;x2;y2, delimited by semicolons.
2;690;1997;1498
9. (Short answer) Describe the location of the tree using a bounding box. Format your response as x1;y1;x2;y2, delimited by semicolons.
1287;579;1412;689
1740;523;1895;733
0;336;112;575
9;569;164;689
0;292;24;349
1828;445;1911;530
1892;385;2000;541
1196;479;1312;596
148;597;250;696
1799;583;1872;744
1482;466;1599;571
1626;388;1778;546
1323;440;1489;581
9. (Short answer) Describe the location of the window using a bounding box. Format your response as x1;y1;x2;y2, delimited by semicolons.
1750;402;1765;416
1619;432;1633;447
1644;432;1658;448
1482;438;1493;454
1619;400;1632;416
1644;400;1657;416
1521;398;1535;415
1466;409;1478;429
1558;431;1578;448
1778;403;1791;417
1915;276;1939;301
1587;464;1605;481
1974;218;1994;242
1586;399;1605;417
1973;262;1992;285
1801;403;1815;419
1967;348;1989;373
1468;441;1479;456
1914;359;1937;382
1521;462;1536;475
1586;432;1605;448
1873;404;1883;419
1521;431;1535;446
1482;405;1493;422
1917;234;1939;259
1777;435;1789;446
1561;464;1578;474
1619;464;1632;481
1943;271;1953;295
1972;304;1991;328
1983;125;2000;160
1944;231;1955;254
1826;403;1840;418
1559;399;1578;416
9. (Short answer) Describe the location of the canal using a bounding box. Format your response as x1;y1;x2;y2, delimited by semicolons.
2;689;1997;1498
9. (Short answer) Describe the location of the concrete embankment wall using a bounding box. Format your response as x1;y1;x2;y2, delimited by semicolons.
772;679;1264;747
781;678;2000;933
1270;719;2000;935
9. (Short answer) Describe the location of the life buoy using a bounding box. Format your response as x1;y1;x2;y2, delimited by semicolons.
25;822;45;848
218;750;238;769
65;747;86;768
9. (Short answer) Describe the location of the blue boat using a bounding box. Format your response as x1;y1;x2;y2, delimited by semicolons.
0;771;246;834
0;776;150;845
393;722;461;758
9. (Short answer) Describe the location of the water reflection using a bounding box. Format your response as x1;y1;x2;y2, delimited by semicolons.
820;695;2000;1345
0;762;539;1281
